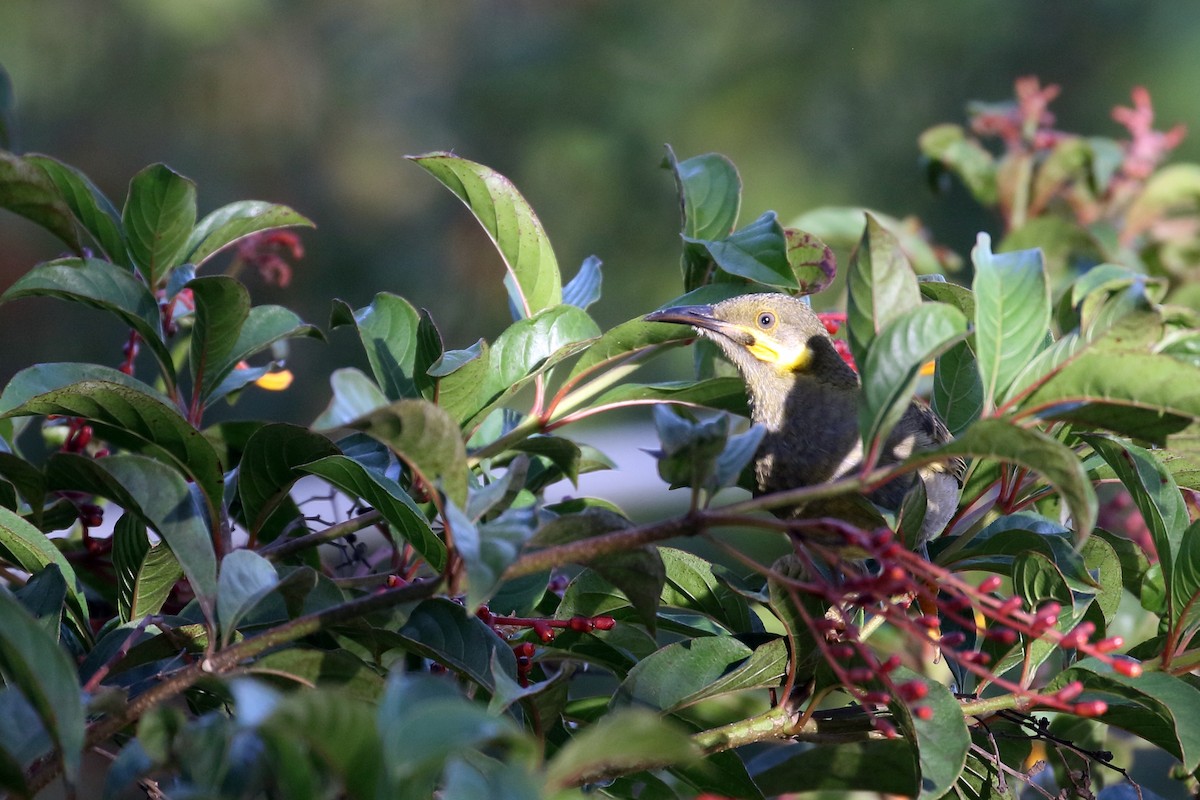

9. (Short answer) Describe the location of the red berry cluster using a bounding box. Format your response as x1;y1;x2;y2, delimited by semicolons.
476;604;616;686
816;312;855;371
776;520;1140;729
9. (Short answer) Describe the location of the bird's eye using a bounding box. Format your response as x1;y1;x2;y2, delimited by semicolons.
757;311;775;329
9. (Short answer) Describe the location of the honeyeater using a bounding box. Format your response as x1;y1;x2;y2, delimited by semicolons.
645;293;963;546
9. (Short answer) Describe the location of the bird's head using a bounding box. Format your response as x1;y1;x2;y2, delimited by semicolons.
645;293;849;385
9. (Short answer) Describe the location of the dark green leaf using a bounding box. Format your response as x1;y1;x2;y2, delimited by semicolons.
1083;435;1188;625
846;213;922;367
377;673;532;800
0;258;174;384
446;503;535;611
532;507;665;628
0;587;85;782
1057;660;1200;772
237;424;338;536
332;292;421;400
217;549;279;640
933;340;984;437
667;146;741;241
544;708;698;790
909;418;1097;541
299;454;445;570
0;453;45;525
47;453;218;622
395;599;518;692
971;235;1050;410
753;739;917;795
186;276;249;400
203;304;322;406
891;667;970;800
247;648;385;704
0;363;225;511
859;302;967;452
122;163;196;284
261;689;382;800
586;377;748;418
409;152;561;316
184;200;313;267
0;150;81;251
686;211;797;289
15;565;66;633
26;155;129;265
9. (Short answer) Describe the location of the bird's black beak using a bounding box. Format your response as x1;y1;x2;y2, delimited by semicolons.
644;305;755;346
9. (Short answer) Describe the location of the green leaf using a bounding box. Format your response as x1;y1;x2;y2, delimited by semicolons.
910;418;1097;541
846;213;922;367
347;398;468;508
1083;435;1189;626
442;755;541;800
437;305;600;426
685;211;797;289
186;276;249;401
1017;350;1200;444
971;234;1050;410
1;258;174;384
26;155;129;266
0;505;89;639
395;599;518;692
246;648;385;704
532;507;665;629
0;587;85;783
933;340;984;437
614;636;786;712
184;200;313;267
377;673;532;800
204;304;322;406
113;513;181;623
47;453;218;622
332;292;421;400
299;454;445;571
892;669;969;800
445;504;534;611
260;689;382;800
0;150;81;252
312;367;390;430
0;363;225;511
409;151;561;316
16;565;67;627
919;123;997;205
122;163;197;284
217;549;279;640
753;739;917;795
237;424;338;536
660;547;752;633
667;147;740;241
544;708;698;790
859;302;967;452
586;377;748;418
1125;163;1200;242
0;452;46;525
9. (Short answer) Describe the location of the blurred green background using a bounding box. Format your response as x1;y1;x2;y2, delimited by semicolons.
2;0;1199;424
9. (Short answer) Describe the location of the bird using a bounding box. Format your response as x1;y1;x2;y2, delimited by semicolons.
645;292;963;548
